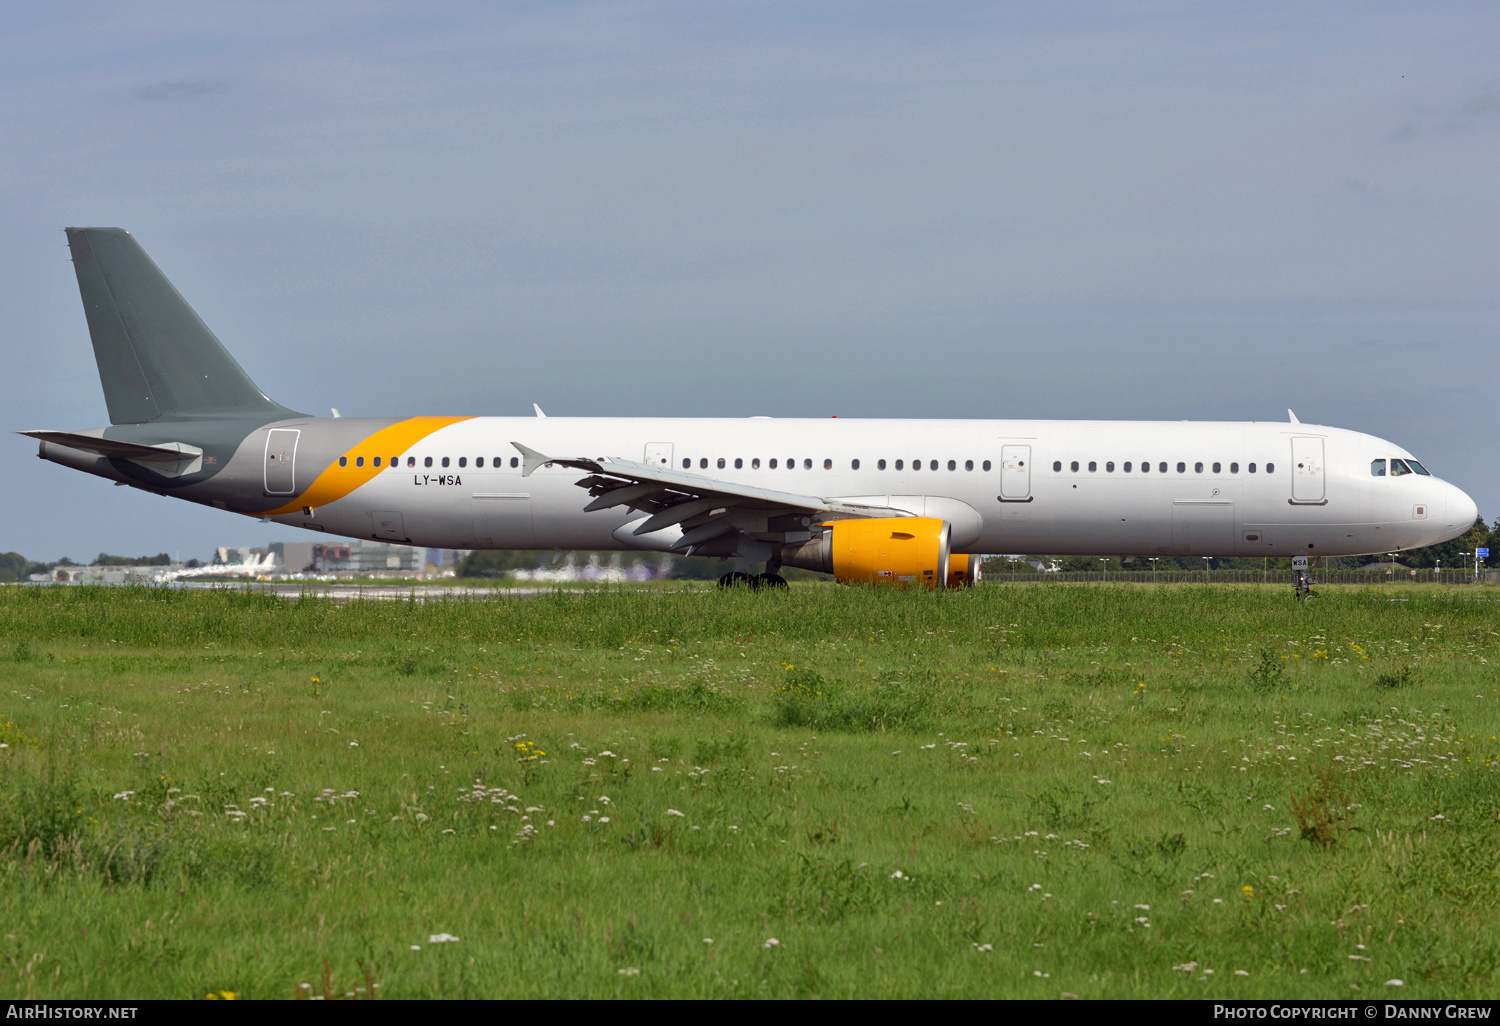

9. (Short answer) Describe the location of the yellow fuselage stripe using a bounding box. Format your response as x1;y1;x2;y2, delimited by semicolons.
262;416;474;515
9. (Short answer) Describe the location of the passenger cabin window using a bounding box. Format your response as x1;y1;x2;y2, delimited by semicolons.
1140;461;1149;473
1053;461;1062;472
1371;459;1386;477
1070;461;1079;472
948;460;956;471
851;459;860;470
965;459;974;471
510;457;519;468
1248;463;1257;473
769;459;778;469
408;457;416;468
717;458;725;469
1230;462;1238;473
373;457;381;467
1266;463;1275;474
824;458;833;470
1105;461;1114;472
339;456;347;467
878;459;887;470
1176;462;1185;473
930;460;938;471
1390;459;1411;477
1158;462;1168;473
1088;461;1097;472
895;459;904;470
458;457;467;468
424;457;433;468
1212;462;1220;473
700;458;708;469
804;459;813;470
751;458;760;469
475;457;484;468
787;457;795;469
682;458;691;469
982;460;992;471
733;458;742;469
1123;461;1132;472
355;456;364;467
441;457;449;468
913;459;922;471
1194;462;1203;473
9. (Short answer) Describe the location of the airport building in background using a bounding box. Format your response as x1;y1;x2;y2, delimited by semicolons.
33;540;460;583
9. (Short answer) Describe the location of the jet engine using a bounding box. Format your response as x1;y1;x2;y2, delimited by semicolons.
781;517;975;588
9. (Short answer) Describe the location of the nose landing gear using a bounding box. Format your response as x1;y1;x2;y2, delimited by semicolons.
1291;555;1317;600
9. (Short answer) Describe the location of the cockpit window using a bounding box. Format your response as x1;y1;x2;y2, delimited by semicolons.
1370;459;1386;477
1406;459;1430;476
1389;458;1412;477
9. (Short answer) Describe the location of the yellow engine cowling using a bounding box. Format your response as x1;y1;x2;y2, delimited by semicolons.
946;553;980;588
782;517;961;587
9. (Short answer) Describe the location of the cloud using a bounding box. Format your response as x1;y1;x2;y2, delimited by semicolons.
135;79;228;101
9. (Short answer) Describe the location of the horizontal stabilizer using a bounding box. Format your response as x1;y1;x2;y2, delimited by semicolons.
22;430;204;478
20;430;200;463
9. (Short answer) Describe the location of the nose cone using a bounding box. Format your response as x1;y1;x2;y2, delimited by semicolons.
1447;483;1479;533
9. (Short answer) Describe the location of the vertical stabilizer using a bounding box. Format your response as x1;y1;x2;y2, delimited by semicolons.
65;227;298;424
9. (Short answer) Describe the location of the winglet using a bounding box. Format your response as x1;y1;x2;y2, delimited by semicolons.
511;441;550;478
533;404;547;418
1288;409;1300;424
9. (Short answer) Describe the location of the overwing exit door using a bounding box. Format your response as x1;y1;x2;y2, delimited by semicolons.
644;442;674;468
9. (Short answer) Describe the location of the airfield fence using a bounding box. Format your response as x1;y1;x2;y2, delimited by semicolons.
981;569;1500;586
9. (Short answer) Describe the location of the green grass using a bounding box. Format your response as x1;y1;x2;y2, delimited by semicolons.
0;582;1497;999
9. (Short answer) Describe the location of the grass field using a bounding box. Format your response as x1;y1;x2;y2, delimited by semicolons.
0;582;1497;999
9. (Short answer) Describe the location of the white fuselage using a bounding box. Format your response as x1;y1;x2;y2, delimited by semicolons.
262;416;1477;558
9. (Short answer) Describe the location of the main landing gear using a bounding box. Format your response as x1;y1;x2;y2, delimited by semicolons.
717;571;789;590
718;558;788;590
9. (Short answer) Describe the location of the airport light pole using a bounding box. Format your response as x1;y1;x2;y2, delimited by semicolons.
1202;556;1211;583
1099;557;1108;580
1149;557;1158;581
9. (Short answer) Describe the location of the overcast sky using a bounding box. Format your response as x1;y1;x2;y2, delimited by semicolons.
3;2;1496;562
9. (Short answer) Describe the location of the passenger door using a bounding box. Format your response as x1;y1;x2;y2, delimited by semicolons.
1290;437;1326;503
999;445;1032;501
264;429;299;495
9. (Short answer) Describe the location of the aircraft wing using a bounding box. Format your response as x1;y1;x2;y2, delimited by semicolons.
510;442;909;553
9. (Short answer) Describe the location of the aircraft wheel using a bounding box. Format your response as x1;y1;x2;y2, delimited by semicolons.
718;571;759;589
756;573;789;590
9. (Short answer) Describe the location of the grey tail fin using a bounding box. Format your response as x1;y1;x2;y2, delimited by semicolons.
65;227;301;425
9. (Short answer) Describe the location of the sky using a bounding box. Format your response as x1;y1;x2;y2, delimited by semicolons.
2;2;1497;562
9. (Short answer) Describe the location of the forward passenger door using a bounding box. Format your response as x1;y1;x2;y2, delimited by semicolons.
1290;437;1326;504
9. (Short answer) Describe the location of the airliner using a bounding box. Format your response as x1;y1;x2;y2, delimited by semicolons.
23;228;1479;587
